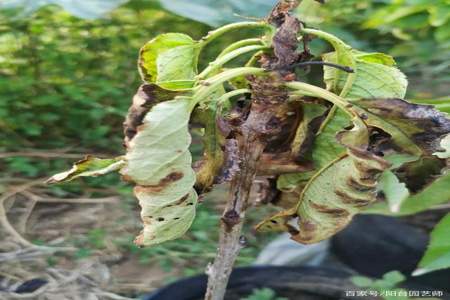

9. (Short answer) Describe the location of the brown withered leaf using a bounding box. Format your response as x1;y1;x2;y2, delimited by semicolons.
267;0;300;26
291;102;329;162
264;0;303;72
269;15;301;70
354;98;450;155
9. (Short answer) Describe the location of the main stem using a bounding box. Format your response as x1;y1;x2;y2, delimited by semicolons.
204;137;264;300
204;73;291;299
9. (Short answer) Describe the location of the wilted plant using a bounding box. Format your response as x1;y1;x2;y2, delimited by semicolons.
48;1;450;299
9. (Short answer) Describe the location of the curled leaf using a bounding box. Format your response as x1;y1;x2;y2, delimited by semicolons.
138;33;198;90
135;190;198;247
123;84;178;147
353;99;450;155
256;147;390;244
192;94;226;192
121;97;198;246
46;156;125;184
304;28;356;96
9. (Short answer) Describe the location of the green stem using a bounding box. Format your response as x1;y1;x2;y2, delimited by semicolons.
286;81;356;119
301;27;355;97
197;45;267;80
217;38;263;59
288;82;370;147
301;27;356;134
217;88;251;104
245;50;265;67
301;28;349;49
192;67;264;106
199;22;272;48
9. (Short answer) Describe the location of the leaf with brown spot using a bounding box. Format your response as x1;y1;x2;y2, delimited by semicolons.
134;191;197;247
256;147;390;244
123;84;179;148
120;96;198;246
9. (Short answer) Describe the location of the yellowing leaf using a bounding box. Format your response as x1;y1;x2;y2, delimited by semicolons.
257;148;390;244
46;156;125;184
138;33;198;90
120;97;198;246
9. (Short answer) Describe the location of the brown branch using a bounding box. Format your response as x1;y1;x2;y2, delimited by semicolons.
204;137;265;300
204;73;292;299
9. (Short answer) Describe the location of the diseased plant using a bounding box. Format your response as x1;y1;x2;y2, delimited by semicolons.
48;1;450;299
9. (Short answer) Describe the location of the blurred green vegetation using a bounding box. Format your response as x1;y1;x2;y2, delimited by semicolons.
0;0;448;281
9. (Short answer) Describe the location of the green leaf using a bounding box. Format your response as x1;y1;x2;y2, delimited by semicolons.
363;5;428;29
378;271;406;288
428;4;450;27
383;153;419;170
120;97;198;246
351;276;373;288
323;51;407;101
413;214;450;276
304;28;356;96
138;33;198;90
378;170;409;213
257;148;390;244
366;171;450;216
46;156;125;184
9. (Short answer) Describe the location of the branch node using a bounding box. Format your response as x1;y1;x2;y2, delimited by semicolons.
222;210;240;230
